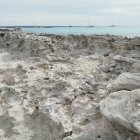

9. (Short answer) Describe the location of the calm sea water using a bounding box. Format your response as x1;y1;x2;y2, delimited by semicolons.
22;26;140;37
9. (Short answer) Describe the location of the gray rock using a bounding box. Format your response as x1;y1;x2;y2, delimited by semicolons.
114;55;140;64
100;89;140;134
132;62;140;72
0;30;140;140
107;72;140;91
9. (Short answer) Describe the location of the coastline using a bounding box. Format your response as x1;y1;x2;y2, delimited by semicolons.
0;30;140;140
1;26;140;37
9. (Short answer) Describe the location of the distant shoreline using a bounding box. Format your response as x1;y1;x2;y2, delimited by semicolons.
0;26;101;28
1;26;93;28
1;26;140;38
0;25;140;28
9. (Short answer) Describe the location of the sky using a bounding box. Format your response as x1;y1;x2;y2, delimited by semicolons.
0;0;140;26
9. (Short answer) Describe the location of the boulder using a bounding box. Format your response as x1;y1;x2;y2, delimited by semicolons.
113;55;140;64
100;89;140;134
132;62;140;72
107;72;140;91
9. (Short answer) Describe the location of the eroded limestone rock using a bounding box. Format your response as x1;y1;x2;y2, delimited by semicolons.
107;72;140;91
0;30;140;140
100;89;140;139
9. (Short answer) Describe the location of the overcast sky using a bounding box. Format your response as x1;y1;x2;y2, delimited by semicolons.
0;0;140;26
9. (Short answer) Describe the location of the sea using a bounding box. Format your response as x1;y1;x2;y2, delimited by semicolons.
2;26;140;37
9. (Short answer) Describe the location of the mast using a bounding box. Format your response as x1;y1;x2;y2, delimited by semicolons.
89;17;91;27
112;20;114;26
88;16;94;27
69;23;72;27
110;19;115;27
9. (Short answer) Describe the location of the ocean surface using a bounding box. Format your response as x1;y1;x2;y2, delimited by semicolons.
21;26;140;37
1;26;140;37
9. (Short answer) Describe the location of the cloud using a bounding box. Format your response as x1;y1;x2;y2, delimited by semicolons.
0;0;140;25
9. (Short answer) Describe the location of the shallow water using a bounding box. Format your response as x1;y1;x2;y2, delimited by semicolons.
22;26;140;37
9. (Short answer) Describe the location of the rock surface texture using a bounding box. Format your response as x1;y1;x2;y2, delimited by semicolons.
0;30;140;140
100;89;140;139
107;72;140;91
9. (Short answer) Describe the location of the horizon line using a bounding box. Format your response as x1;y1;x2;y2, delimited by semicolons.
0;25;140;27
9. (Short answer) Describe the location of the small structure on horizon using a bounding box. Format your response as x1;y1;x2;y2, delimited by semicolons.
110;20;116;27
110;25;116;27
88;17;94;28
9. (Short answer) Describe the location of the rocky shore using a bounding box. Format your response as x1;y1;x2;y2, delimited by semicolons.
0;30;140;140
